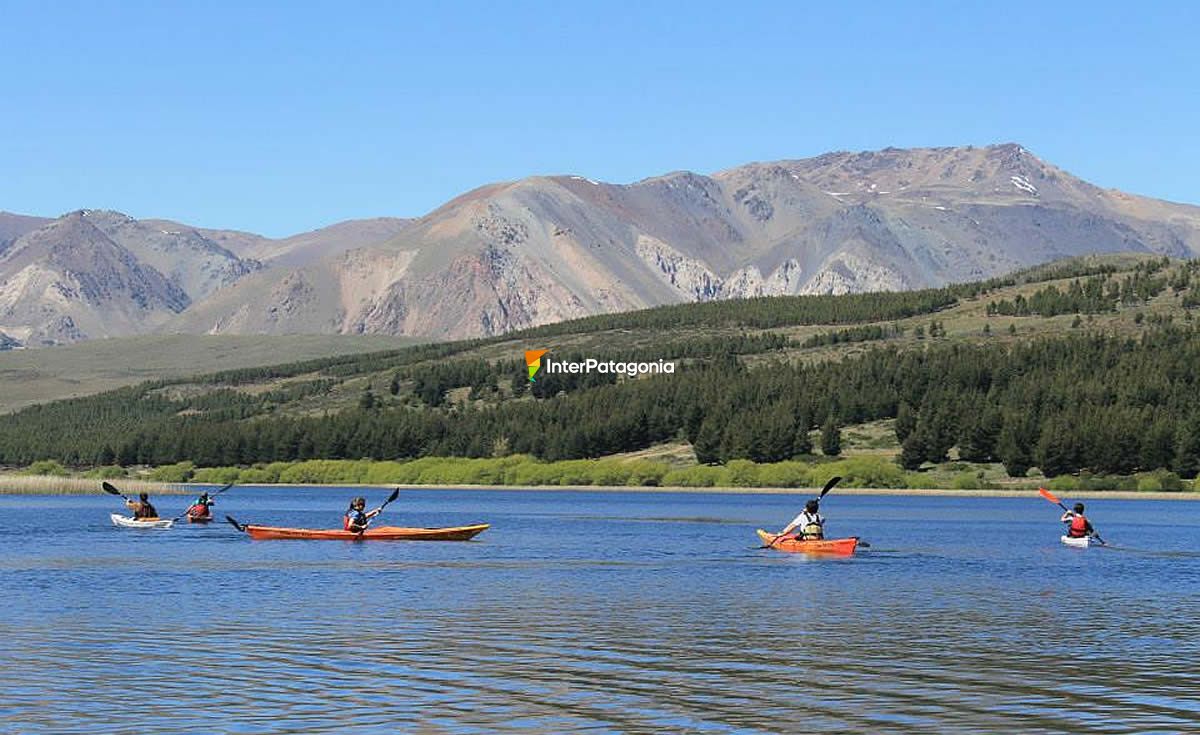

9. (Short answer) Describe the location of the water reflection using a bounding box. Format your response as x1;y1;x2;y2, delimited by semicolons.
0;490;1197;733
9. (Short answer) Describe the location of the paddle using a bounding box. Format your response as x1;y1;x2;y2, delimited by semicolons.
225;515;248;533
355;488;401;538
1038;487;1106;545
760;475;843;548
101;481;131;503
171;483;236;522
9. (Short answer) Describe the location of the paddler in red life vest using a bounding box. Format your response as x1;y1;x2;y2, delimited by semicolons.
343;496;383;533
778;499;825;540
187;491;214;520
1061;502;1094;539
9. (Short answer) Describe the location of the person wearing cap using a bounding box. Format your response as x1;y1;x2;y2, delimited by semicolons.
1061;502;1094;539
126;492;159;520
777;498;825;541
343;496;383;533
187;491;214;521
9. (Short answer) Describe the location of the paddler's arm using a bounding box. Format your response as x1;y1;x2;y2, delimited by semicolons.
777;514;802;537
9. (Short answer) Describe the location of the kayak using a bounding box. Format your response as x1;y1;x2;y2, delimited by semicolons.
241;523;490;541
756;529;858;555
186;513;213;524
111;513;174;529
1061;535;1090;548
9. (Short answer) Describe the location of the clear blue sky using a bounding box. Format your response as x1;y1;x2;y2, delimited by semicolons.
1;1;1196;236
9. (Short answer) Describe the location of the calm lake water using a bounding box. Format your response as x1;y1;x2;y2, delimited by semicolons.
1;488;1198;734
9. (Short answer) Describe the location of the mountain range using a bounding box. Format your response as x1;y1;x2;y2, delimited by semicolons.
3;143;1199;348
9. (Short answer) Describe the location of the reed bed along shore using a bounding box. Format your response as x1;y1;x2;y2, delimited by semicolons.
0;475;181;495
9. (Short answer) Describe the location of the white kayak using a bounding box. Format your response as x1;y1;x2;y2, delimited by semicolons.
110;513;174;529
1061;535;1090;548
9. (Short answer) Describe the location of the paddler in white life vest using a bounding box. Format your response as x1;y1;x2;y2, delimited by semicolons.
778;498;825;540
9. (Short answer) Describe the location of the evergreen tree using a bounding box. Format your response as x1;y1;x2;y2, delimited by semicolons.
997;412;1034;477
895;402;917;443
692;417;723;465
820;418;842;457
1172;416;1200;479
899;432;927;470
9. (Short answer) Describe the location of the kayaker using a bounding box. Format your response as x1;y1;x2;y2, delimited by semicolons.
126;492;159;520
778;499;825;540
187;492;214;520
343;496;383;533
1061;502;1094;539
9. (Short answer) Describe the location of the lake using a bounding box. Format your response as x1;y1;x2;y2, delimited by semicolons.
1;488;1198;734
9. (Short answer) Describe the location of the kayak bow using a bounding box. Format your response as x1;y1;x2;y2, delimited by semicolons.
756;529;858;555
239;523;490;541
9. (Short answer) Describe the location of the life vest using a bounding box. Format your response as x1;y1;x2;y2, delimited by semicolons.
1068;514;1089;538
343;510;366;531
132;502;158;519
801;512;824;539
188;503;211;518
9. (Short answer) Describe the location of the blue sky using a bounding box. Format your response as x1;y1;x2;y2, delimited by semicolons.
1;1;1196;236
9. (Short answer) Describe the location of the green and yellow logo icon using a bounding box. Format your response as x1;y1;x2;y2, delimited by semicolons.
525;349;548;382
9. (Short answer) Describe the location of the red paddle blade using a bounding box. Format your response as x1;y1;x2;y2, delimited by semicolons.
1038;487;1061;505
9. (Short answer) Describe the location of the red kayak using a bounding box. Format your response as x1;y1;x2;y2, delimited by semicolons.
187;513;213;524
756;529;858;555
241;523;490;541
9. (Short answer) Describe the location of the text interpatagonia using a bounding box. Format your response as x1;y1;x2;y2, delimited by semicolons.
542;357;676;377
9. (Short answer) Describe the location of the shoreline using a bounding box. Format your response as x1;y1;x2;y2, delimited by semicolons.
2;481;1193;501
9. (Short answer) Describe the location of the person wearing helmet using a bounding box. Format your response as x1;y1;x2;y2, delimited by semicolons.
126;492;159;520
343;496;383;533
187;491;214;521
1061;502;1094;539
777;498;825;541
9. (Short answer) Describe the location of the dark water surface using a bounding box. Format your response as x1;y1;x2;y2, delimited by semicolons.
1;489;1198;734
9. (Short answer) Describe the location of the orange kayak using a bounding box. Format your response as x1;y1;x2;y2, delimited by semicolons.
756;529;858;555
243;523;490;541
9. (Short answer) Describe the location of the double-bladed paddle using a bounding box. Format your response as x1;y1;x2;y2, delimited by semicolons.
101;481;131;503
760;475;843;549
1038;487;1106;545
170;483;236;522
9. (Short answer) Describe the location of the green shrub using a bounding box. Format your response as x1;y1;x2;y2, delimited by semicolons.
236;468;275;484
951;472;982;490
587;461;633;487
756;461;812;488
149;461;195;483
1136;474;1162;492
23;460;68;477
725;460;760;487
662;465;727;487
820;456;906;488
625;461;668;487
1048;475;1081;493
192;466;242;484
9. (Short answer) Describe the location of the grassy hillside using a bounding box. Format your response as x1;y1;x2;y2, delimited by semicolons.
3;253;1200;492
0;334;422;413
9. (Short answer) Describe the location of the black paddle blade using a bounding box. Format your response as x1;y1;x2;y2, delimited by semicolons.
224;515;247;533
214;482;236;495
384;488;400;505
101;481;126;497
818;475;843;498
